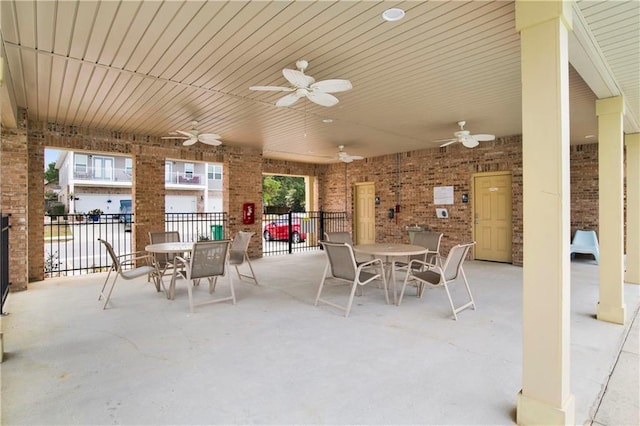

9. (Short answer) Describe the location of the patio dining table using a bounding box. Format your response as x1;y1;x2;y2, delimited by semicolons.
353;243;429;305
145;241;194;300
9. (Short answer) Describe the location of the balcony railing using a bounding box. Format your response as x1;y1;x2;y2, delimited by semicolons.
165;172;206;186
73;167;133;183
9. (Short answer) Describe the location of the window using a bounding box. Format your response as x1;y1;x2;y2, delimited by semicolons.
184;163;194;179
93;156;114;180
165;161;173;183
125;158;132;174
207;164;222;180
74;154;88;174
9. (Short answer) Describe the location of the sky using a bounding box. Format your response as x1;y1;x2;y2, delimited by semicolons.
44;148;61;170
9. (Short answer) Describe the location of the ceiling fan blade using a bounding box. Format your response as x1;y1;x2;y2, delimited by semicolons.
472;133;495;141
198;134;222;145
275;92;303;107
161;136;189;140
350;155;364;160
434;138;458;148
340;157;354;163
249;85;294;92
311;79;352;93
176;130;195;138
439;139;458;147
307;91;339;107
283;68;311;88
182;138;198;146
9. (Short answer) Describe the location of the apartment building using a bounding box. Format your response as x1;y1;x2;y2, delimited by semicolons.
55;150;223;215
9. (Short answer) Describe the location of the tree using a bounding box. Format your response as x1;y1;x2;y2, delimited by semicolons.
44;162;59;183
262;175;305;211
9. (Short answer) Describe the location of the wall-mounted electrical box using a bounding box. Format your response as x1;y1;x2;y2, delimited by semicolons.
436;208;448;219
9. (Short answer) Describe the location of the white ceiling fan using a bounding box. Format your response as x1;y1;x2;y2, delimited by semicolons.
250;59;352;107
337;145;364;163
162;121;222;146
436;121;495;148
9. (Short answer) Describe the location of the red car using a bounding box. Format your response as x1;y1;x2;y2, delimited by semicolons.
263;216;306;243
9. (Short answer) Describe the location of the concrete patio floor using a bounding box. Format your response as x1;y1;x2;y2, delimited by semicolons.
1;251;638;425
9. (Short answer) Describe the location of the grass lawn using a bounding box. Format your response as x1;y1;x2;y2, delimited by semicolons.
44;224;73;239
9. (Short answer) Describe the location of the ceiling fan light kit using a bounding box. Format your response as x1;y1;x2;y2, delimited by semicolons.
436;120;495;149
337;145;364;163
162;121;222;146
250;60;352;108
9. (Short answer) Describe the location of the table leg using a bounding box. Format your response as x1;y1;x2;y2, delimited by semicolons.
391;260;398;305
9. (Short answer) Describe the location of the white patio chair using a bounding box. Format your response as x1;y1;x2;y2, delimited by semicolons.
570;230;600;264
396;231;443;271
148;231;182;285
173;240;235;313
315;241;388;318
229;231;259;285
399;242;476;320
98;238;157;309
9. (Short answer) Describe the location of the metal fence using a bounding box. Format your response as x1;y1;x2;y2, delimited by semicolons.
1;214;9;314
42;210;345;275
165;212;228;242
44;213;133;277
262;210;349;256
44;212;228;277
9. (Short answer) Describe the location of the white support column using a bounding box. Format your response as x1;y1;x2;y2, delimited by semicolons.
515;1;575;424
624;133;640;284
596;97;626;324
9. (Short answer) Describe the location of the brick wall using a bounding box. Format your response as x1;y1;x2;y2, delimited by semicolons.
0;115;614;287
0;117;30;290
319;135;525;264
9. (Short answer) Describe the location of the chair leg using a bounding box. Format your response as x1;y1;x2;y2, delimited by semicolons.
344;282;359;318
102;275;119;310
228;274;236;305
442;282;458;321
187;280;195;313
99;265;115;301
314;264;330;306
398;273;412;306
461;268;476;311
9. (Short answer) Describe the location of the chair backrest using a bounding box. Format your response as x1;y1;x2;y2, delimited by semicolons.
412;231;443;263
572;230;598;246
413;231;443;252
441;242;475;281
188;240;230;280
99;238;121;272
149;231;181;265
229;231;253;264
321;241;357;281
324;232;354;246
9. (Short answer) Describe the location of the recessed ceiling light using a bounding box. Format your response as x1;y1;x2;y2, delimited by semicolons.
382;8;405;22
322;118;333;123
585;135;596;139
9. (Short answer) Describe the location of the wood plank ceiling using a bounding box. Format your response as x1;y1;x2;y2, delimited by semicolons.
1;1;638;163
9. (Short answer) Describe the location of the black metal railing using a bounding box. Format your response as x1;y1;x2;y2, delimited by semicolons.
1;214;10;314
262;210;348;256
44;213;134;277
165;212;228;241
43;212;229;277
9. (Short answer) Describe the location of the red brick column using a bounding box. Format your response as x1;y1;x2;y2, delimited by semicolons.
0;124;30;290
132;146;166;255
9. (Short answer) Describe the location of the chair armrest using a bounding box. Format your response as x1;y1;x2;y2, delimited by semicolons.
357;257;384;271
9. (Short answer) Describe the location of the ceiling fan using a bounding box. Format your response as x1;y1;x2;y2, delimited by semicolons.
436;121;495;148
337;145;364;163
250;59;352;107
162;121;222;146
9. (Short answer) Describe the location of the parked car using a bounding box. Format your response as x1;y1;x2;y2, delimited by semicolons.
263;215;307;243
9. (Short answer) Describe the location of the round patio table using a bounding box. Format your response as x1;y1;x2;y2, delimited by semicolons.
353;243;429;305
